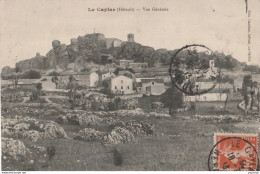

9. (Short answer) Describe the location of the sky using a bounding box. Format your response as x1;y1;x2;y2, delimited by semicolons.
0;0;259;70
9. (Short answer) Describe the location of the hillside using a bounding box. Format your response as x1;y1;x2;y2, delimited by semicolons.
1;33;247;76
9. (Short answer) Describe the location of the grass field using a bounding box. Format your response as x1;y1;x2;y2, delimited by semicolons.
2;107;259;171
2;91;260;171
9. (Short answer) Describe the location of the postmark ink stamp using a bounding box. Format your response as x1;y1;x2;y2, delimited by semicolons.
169;44;221;96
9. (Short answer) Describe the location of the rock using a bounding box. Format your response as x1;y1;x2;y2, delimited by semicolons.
2;128;14;136
61;113;103;126
16;53;48;72
2;137;29;160
43;121;72;139
76;128;104;141
13;123;30;131
52;40;61;49
103;127;134;145
23;130;44;142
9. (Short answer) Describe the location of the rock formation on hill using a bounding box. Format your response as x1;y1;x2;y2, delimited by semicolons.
1;32;245;76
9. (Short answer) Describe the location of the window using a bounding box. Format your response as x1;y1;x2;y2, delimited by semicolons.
152;82;155;85
115;86;117;89
121;80;123;84
127;86;129;89
121;86;123;89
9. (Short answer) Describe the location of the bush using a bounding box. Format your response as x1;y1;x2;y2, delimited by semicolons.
21;70;41;79
108;102;118;111
47;71;60;76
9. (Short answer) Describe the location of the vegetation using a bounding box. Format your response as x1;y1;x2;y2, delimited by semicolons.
47;71;60;76
243;64;260;73
242;75;252;109
161;86;183;115
21;70;41;79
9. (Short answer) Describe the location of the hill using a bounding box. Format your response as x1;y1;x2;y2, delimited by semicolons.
1;33;248;76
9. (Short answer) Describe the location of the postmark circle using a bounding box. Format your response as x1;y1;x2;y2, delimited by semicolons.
208;137;259;171
169;44;221;95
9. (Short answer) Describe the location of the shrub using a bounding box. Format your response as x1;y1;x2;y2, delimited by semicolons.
21;70;41;79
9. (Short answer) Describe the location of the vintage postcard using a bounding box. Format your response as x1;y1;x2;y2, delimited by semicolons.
0;0;260;172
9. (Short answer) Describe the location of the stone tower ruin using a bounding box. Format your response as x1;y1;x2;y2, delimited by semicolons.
127;33;135;42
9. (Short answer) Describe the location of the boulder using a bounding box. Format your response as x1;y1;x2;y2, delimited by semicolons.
76;128;104;141
103;127;134;145
2;137;29;160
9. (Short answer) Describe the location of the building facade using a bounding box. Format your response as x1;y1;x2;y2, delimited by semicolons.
140;79;166;95
110;75;134;94
119;59;134;68
184;93;227;102
129;62;148;69
101;71;115;80
90;72;99;87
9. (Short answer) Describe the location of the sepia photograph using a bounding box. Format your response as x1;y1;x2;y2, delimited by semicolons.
0;0;260;171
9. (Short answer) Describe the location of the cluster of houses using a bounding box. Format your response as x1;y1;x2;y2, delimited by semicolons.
2;59;260;102
89;66;167;95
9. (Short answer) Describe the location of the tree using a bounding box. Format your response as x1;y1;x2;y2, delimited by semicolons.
14;67;20;89
217;74;234;104
21;70;41;79
161;86;183;116
51;76;59;89
47;71;60;76
66;75;79;109
36;83;42;95
242;75;253;110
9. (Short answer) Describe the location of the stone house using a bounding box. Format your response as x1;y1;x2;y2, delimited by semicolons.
101;71;115;80
117;69;136;82
89;72;100;87
4;79;38;90
34;76;56;91
140;79;166;96
57;72;90;88
105;38;123;49
110;75;134;94
119;60;134;69
184;93;227;102
195;79;215;91
129;62;148;69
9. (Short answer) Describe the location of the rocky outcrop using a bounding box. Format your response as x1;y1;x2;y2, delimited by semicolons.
3;32;245;74
10;33;174;73
16;53;49;72
14;33;108;72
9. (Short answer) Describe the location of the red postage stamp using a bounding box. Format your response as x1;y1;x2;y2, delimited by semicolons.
208;133;258;171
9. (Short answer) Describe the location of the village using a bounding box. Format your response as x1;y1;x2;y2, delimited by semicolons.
1;34;260;171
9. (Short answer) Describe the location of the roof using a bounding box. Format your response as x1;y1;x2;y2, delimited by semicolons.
18;79;37;84
141;79;164;84
119;59;134;62
1;80;13;85
118;70;135;75
111;75;132;80
135;73;155;78
59;72;90;76
129;62;148;65
145;67;169;73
